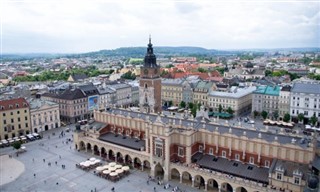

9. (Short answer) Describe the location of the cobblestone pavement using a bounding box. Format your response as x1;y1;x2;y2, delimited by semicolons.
0;126;202;192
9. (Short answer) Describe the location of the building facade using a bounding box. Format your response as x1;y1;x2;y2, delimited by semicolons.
108;83;132;108
252;86;280;119
29;98;60;133
193;81;215;108
279;86;291;120
139;38;161;113
161;78;184;107
208;86;256;116
0;98;31;140
42;88;88;123
290;81;320;124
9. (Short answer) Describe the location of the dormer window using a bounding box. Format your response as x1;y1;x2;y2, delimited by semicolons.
23;103;28;107
276;165;284;181
9;105;13;109
16;104;19;108
293;169;302;185
0;106;4;110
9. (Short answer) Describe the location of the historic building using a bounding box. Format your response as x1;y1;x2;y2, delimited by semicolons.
252;85;280;118
279;85;291;120
0;98;31;140
73;40;319;192
29;98;60;133
139;37;161;113
161;78;184;107
290;81;320;124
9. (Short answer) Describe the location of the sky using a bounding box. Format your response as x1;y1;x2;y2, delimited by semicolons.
1;0;319;53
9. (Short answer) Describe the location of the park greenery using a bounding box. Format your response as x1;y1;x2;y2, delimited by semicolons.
13;66;114;82
121;71;136;80
264;69;300;81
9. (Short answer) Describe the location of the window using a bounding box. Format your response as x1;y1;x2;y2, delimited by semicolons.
3;120;6;124
235;154;240;161
265;160;270;168
276;173;282;180
18;117;20;122
199;146;203;153
25;123;28;128
17;111;20;114
3;113;5;117
249;157;254;164
222;151;226;158
11;119;14;123
178;147;184;157
209;148;213;155
18;124;21;129
294;177;300;185
10;112;13;115
25;116;28;121
12;125;15;130
304;111;308;116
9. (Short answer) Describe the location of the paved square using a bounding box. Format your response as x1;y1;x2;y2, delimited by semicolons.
0;126;201;192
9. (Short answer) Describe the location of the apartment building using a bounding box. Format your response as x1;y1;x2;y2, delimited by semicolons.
252;85;280;118
208;86;256;116
193;81;215;107
161;78;184;106
290;81;320;124
0;98;31;140
108;83;132;107
279;85;291;120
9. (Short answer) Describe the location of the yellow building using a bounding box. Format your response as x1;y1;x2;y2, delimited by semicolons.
161;78;184;106
0;98;31;140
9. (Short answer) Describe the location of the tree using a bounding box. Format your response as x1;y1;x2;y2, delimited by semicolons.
179;101;186;109
265;70;272;77
310;115;318;126
165;64;174;68
272;111;279;120
197;67;207;73
168;101;173;107
253;110;260;118
188;102;194;109
298;113;304;123
218;104;223;113
191;104;197;117
283;113;291;123
226;107;234;115
12;141;21;150
261;111;268;120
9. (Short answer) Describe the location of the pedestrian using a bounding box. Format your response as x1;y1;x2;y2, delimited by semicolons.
34;173;36;178
111;187;114;191
55;161;57;165
154;187;156;192
59;155;61;159
43;159;45;163
56;182;59;185
94;187;97;192
147;180;149;185
32;158;34;162
70;146;71;150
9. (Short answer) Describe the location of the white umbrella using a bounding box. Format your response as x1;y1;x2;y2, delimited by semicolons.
103;170;111;174
90;157;96;161
122;166;130;171
89;161;96;165
83;163;90;167
21;146;26;150
109;172;118;177
109;167;116;172
94;159;101;164
109;162;116;167
116;169;124;174
115;165;122;169
96;166;104;171
102;165;110;170
80;162;86;166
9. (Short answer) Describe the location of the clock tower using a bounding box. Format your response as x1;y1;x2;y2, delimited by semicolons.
139;37;162;113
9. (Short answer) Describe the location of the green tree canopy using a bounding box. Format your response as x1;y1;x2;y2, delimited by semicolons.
179;101;186;109
261;111;268;119
12;141;21;150
298;113;304;122
226;107;234;115
283;113;291;122
310;115;318;126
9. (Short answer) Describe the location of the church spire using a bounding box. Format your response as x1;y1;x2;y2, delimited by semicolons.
144;36;157;68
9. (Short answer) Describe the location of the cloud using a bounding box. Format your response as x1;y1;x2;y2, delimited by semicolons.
1;1;319;53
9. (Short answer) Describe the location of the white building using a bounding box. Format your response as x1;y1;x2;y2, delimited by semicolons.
290;81;320;124
29;98;60;133
279;85;291;120
208;86;256;116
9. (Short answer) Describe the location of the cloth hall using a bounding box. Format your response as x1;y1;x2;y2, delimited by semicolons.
74;38;319;192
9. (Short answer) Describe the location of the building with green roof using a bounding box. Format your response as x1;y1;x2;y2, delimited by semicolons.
252;85;280;118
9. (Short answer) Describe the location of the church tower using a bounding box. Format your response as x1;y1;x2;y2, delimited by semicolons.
139;37;162;113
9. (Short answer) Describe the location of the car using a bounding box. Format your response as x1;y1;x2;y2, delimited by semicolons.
248;120;255;124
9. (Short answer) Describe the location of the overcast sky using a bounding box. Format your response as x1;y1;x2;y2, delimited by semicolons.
1;0;319;53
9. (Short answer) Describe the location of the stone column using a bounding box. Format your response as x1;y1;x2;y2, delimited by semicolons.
205;181;208;191
180;173;183;183
141;162;144;171
186;146;191;164
192;177;195;187
106;152;109;160
218;185;221;192
132;160;135;168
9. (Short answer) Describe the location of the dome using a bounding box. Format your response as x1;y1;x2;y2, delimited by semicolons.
308;175;319;189
244;62;254;68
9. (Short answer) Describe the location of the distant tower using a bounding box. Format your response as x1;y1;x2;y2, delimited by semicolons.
139;36;162;113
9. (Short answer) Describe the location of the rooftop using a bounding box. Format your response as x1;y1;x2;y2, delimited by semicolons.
105;108;310;148
193;153;269;184
0;98;29;111
29;99;58;110
99;132;145;151
209;86;256;99
253;85;280;96
291;82;320;95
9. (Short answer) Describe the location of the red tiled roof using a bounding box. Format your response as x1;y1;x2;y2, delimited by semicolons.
0;98;29;111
